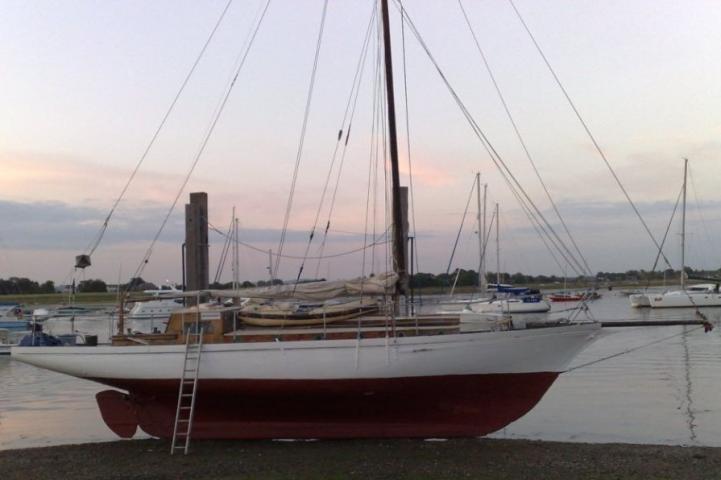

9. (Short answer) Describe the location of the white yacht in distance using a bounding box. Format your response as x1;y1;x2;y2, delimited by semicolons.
126;288;185;332
644;159;721;308
629;293;651;308
648;283;721;308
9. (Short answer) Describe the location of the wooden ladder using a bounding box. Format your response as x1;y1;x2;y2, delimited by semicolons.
170;328;203;455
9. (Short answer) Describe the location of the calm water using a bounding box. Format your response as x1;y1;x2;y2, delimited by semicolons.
1;292;720;450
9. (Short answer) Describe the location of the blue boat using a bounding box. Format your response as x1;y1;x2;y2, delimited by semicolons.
0;303;30;330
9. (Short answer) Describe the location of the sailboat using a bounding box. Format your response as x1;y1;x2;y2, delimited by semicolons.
471;204;551;314
435;173;493;313
12;1;599;445
647;159;721;308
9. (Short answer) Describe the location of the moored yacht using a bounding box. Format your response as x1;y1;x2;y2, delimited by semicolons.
648;283;721;308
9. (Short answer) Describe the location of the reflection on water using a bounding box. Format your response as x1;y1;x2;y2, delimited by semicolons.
1;293;721;450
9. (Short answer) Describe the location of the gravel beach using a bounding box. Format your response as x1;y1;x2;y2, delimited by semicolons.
2;438;719;480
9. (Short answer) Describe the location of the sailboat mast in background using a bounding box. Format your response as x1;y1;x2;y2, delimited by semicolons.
680;157;687;290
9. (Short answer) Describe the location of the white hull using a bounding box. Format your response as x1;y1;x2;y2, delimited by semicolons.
629;293;651;308
431;298;491;313
648;291;721;308
12;323;600;381
470;299;551;314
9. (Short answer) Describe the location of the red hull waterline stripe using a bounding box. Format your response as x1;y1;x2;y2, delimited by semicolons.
94;372;559;439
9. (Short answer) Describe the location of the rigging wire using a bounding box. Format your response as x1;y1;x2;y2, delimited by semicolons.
687;166;717;267
213;213;235;283
457;0;592;276
313;7;377;279
507;0;673;271
395;2;589;279
61;0;237;293
444;176;478;279
398;0;421;281
567;324;705;373
123;0;272;292
273;0;329;280
289;4;376;282
82;0;236;259
208;221;390;261
644;186;683;289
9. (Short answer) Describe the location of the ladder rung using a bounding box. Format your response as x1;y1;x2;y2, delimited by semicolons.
180;406;192;410
181;393;193;397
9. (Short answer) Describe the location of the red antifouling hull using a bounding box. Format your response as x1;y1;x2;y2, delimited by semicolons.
95;372;559;439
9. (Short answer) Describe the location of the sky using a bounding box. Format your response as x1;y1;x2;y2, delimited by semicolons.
1;0;721;286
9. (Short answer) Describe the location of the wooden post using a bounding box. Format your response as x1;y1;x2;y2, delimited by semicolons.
400;186;410;293
185;192;209;305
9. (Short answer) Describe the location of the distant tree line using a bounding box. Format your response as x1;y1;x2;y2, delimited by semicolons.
595;267;721;283
3;267;720;296
0;277;56;295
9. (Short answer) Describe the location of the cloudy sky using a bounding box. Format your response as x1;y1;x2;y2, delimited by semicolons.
1;0;720;285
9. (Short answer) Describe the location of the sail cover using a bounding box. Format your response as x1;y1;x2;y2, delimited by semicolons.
208;272;398;301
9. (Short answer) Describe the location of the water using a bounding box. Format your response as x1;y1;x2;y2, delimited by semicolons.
1;292;720;450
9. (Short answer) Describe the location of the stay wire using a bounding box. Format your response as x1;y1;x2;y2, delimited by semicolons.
445;176;478;279
395;2;589;278
296;4;376;280
82;0;235;259
458;0;592;276
274;0;329;280
213;213;235;283
507;0;673;271
399;0;420;279
124;0;272;294
644;186;682;290
688;166;717;266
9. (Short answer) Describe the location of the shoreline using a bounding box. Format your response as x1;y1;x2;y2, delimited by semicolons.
2;438;719;479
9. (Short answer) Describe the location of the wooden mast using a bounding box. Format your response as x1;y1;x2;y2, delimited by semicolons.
380;0;407;295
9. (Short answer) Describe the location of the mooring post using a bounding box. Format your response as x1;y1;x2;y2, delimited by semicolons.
185;192;209;305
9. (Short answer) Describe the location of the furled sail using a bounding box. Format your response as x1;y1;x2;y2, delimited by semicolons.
208;272;398;301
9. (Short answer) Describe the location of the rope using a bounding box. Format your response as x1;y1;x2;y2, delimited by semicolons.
458;0;592;276
208;221;391;261
123;0;271;293
273;0;329;279
567;324;704;372
507;0;673;271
